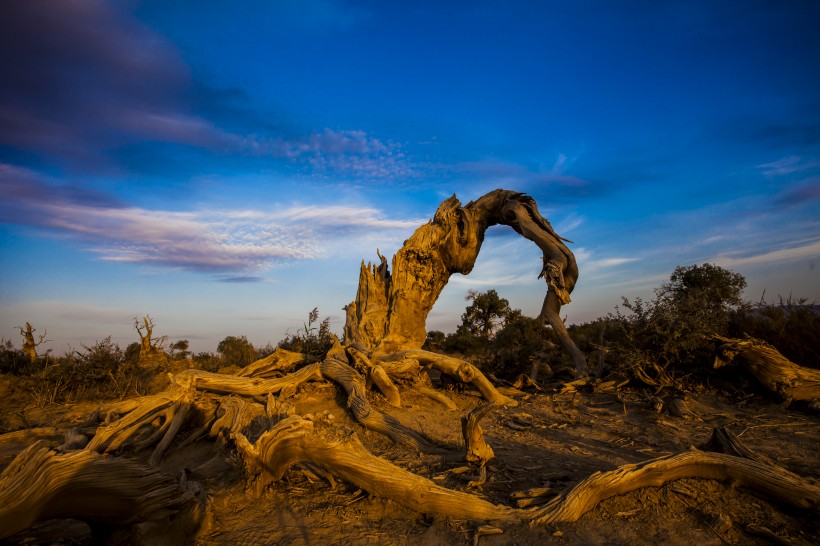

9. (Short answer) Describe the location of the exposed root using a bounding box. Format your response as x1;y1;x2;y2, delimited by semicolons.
232;415;519;522
319;357;447;453
347;345;401;407
171;362;324;397
461;403;495;487
238;347;317;378
0;441;201;540
378;349;517;406
86;388;194;457
527;447;820;525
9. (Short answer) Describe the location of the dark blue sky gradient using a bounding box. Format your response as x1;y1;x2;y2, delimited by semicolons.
1;0;818;352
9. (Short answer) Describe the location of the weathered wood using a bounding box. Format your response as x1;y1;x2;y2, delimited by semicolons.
461;403;495;487
171;362;324;396
528;448;820;525
379;349;517;407
712;335;820;403
344;190;586;375
238;347;316;378
347;345;401;407
209;396;267;441
0;441;199;539
319;357;445;453
233;415;519;522
86;389;191;454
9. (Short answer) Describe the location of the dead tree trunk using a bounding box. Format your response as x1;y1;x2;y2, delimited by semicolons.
344;190;587;375
18;322;47;363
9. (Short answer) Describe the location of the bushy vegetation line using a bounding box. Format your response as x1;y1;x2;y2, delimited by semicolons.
425;264;818;385
2;264;816;410
0;308;335;408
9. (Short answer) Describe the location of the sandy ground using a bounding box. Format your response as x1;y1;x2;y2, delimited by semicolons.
1;371;818;545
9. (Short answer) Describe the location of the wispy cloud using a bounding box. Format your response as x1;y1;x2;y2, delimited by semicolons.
757;155;818;177
239;129;412;179
0;2;408;181
218;276;275;284
0;164;422;273
713;240;820;268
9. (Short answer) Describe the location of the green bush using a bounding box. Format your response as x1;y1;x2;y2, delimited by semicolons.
487;310;557;377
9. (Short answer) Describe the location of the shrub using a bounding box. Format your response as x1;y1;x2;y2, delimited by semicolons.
605;263;748;382
217;335;256;367
29;336;146;405
0;339;30;375
729;296;819;368
192;351;223;373
487;310;557;377
278;308;334;360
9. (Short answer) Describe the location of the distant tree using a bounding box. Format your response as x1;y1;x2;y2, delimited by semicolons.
663;263;747;315
459;290;512;339
124;342;141;364
489;310;555;377
18;322;48;363
133;316;167;357
169;339;190;360
217;335;256;367
423;330;446;351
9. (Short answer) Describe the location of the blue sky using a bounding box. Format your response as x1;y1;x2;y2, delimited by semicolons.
1;0;818;354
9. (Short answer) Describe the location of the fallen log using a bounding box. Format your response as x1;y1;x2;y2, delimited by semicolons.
712;335;820;403
0;441;200;540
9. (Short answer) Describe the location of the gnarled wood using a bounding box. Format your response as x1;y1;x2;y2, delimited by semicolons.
238;347;316;378
347;345;401;407
379;349;517;407
233;415;519;522
0;442;200;539
528;447;820;525
171;362;324;397
318;357;445;453
345;190;587;375
462;402;495;487
86;388;193;456
712;335;820;403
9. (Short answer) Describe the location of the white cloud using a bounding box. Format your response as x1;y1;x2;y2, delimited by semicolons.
0;163;423;273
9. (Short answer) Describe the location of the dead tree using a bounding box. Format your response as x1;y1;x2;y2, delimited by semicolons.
134;316;168;365
5;190;817;543
18;322;47;363
344;189;587;375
